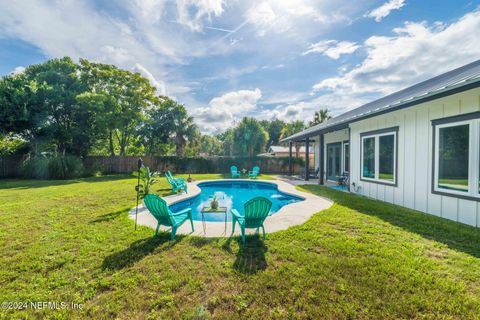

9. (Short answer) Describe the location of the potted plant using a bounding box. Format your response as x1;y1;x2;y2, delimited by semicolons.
210;196;219;211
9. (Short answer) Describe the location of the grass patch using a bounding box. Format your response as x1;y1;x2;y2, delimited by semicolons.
0;175;479;318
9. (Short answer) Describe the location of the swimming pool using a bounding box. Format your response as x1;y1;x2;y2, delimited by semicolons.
169;180;304;222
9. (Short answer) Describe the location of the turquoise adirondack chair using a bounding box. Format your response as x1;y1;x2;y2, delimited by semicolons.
167;171;185;184
248;166;260;179
230;165;241;178
231;197;272;244
165;172;187;193
143;194;194;239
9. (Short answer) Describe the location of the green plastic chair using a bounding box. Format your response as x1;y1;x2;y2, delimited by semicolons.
143;194;194;239
248;166;260;179
165;172;187;193
167;171;185;184
230;165;241;178
231;196;272;244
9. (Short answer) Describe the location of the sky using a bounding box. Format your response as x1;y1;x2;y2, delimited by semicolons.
1;0;480;135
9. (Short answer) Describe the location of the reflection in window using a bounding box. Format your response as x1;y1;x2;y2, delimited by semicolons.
362;137;375;178
379;135;395;182
438;124;469;192
344;143;350;173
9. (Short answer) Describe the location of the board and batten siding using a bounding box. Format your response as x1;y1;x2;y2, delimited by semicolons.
349;87;480;227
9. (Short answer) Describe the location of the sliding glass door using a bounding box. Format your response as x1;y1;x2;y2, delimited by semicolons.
327;143;342;181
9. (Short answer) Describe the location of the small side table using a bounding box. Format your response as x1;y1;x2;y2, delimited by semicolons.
201;207;228;234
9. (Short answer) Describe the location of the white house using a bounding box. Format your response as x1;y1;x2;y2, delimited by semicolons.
282;59;480;227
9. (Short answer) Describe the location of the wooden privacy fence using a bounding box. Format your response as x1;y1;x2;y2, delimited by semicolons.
83;156;303;175
0;155;304;178
0;155;24;178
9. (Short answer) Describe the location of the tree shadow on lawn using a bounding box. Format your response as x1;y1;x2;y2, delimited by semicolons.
102;233;181;270
0;179;81;190
299;185;480;258
0;174;132;190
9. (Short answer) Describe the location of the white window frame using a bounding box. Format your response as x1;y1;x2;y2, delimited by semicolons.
360;129;397;186
343;142;350;173
433;119;480;199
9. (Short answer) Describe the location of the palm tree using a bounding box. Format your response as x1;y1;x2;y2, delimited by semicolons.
309;109;331;127
233;117;269;157
173;115;198;157
160;97;199;157
280;120;305;157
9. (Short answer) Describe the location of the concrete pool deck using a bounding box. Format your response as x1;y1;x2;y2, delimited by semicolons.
128;178;333;238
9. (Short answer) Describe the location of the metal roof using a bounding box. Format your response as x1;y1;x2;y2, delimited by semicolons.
281;59;480;142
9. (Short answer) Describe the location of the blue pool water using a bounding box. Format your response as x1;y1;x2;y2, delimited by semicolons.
169;181;304;222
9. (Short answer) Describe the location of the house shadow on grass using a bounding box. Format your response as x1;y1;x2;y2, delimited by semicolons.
299;185;480;258
102;234;180;270
223;236;268;275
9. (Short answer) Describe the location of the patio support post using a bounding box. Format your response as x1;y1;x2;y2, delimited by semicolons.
305;137;310;181
319;134;324;185
288;141;293;176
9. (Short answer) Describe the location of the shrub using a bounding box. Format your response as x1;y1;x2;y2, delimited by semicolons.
48;155;84;179
21;156;50;179
21;155;84;179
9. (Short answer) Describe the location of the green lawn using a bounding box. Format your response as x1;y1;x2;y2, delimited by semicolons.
1;175;480;319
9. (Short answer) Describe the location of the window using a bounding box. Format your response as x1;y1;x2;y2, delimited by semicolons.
343;142;350;173
361;127;398;185
437;124;469;192
433;113;480;200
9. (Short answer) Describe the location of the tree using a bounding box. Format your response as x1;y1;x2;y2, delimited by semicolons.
0;57;104;156
232;118;269;157
309;109;332;127
159;98;199;157
79;59;157;156
217;128;235;156
261;119;286;150
139;96;174;155
199;135;222;156
280;120;305;157
0;73;38;139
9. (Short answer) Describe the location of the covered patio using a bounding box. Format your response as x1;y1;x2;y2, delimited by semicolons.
282;124;351;192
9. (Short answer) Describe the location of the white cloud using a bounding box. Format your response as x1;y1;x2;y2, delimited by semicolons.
245;0;349;37
195;88;262;134
313;9;480;97
10;66;25;75
176;0;225;32
303;40;360;59
366;0;405;22
263;92;369;124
